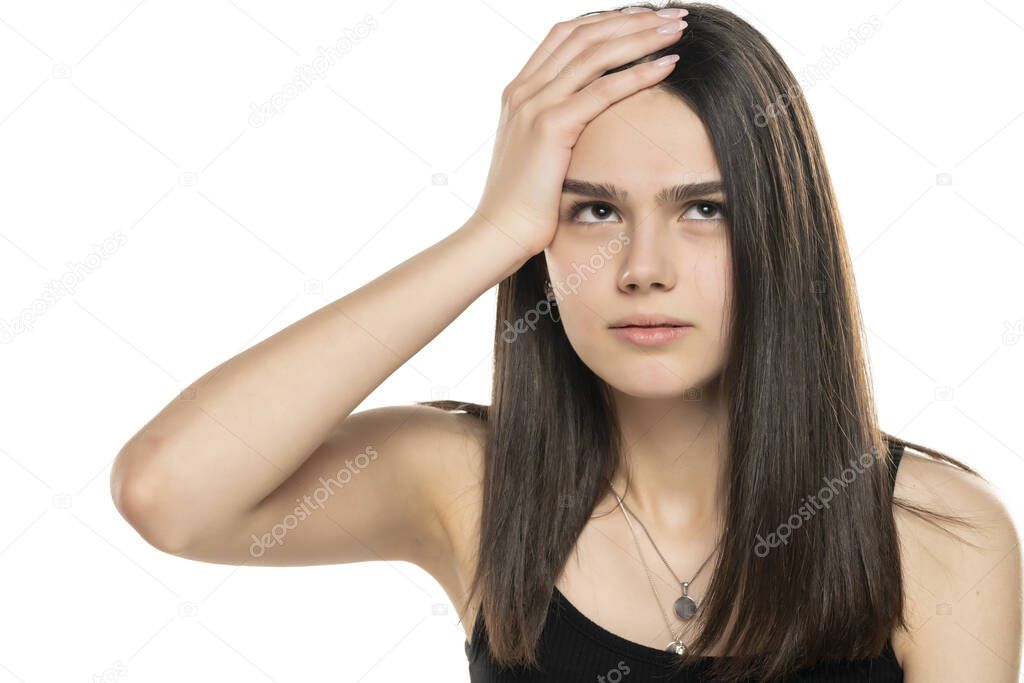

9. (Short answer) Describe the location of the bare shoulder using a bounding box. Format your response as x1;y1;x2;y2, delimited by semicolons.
891;449;1022;681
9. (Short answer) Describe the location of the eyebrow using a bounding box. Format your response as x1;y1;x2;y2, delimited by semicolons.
562;178;726;205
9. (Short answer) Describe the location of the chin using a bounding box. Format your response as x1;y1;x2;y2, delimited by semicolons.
590;345;728;399
598;364;707;400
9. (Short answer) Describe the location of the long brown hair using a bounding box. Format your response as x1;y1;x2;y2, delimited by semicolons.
421;3;982;680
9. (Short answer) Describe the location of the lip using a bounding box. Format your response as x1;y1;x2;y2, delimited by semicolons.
610;325;693;346
608;313;694;328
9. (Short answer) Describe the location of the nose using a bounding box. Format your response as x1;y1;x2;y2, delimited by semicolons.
616;226;677;293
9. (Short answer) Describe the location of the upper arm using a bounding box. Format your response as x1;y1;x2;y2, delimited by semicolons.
895;453;1023;682
172;403;478;576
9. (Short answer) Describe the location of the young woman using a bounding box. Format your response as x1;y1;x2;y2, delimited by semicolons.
110;3;1022;681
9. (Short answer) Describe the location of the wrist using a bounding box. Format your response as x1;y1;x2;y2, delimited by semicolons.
456;214;538;282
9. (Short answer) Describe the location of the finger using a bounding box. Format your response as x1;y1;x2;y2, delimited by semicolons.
512;9;686;107
511;10;625;87
533;54;682;142
531;17;687;107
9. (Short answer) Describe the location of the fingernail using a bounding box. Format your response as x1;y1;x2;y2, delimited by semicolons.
654;54;680;67
620;6;652;12
655;8;688;17
656;19;685;33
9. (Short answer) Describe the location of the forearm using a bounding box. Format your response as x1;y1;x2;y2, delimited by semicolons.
111;218;527;536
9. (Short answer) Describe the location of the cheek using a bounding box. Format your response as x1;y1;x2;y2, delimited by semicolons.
693;252;729;303
691;246;733;339
544;235;612;304
544;245;617;334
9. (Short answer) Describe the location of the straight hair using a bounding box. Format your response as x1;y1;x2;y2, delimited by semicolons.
421;3;982;680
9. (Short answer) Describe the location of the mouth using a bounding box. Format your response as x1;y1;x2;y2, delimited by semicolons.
608;315;694;329
609;324;693;346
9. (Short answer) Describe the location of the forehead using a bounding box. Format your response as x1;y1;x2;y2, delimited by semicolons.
566;88;721;191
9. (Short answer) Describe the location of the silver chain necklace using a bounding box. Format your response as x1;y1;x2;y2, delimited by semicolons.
608;479;721;655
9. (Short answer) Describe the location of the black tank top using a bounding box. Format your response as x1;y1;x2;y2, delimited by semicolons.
465;437;906;682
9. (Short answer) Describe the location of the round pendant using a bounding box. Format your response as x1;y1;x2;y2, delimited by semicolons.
674;595;698;620
666;640;687;655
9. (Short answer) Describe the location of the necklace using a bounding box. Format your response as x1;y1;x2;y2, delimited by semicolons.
608;479;721;655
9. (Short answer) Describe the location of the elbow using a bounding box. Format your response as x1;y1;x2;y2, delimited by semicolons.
110;459;194;556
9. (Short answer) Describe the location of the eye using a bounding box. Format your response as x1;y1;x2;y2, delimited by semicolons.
683;201;726;221
563;200;728;225
567;201;620;224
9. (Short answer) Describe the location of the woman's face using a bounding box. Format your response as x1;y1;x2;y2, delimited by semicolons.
544;88;733;399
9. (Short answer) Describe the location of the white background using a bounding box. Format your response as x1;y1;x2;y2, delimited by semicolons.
1;0;1022;681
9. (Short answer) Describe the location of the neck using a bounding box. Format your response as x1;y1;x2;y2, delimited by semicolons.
602;381;730;541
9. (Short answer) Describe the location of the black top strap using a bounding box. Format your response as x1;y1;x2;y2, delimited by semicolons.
885;436;905;496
